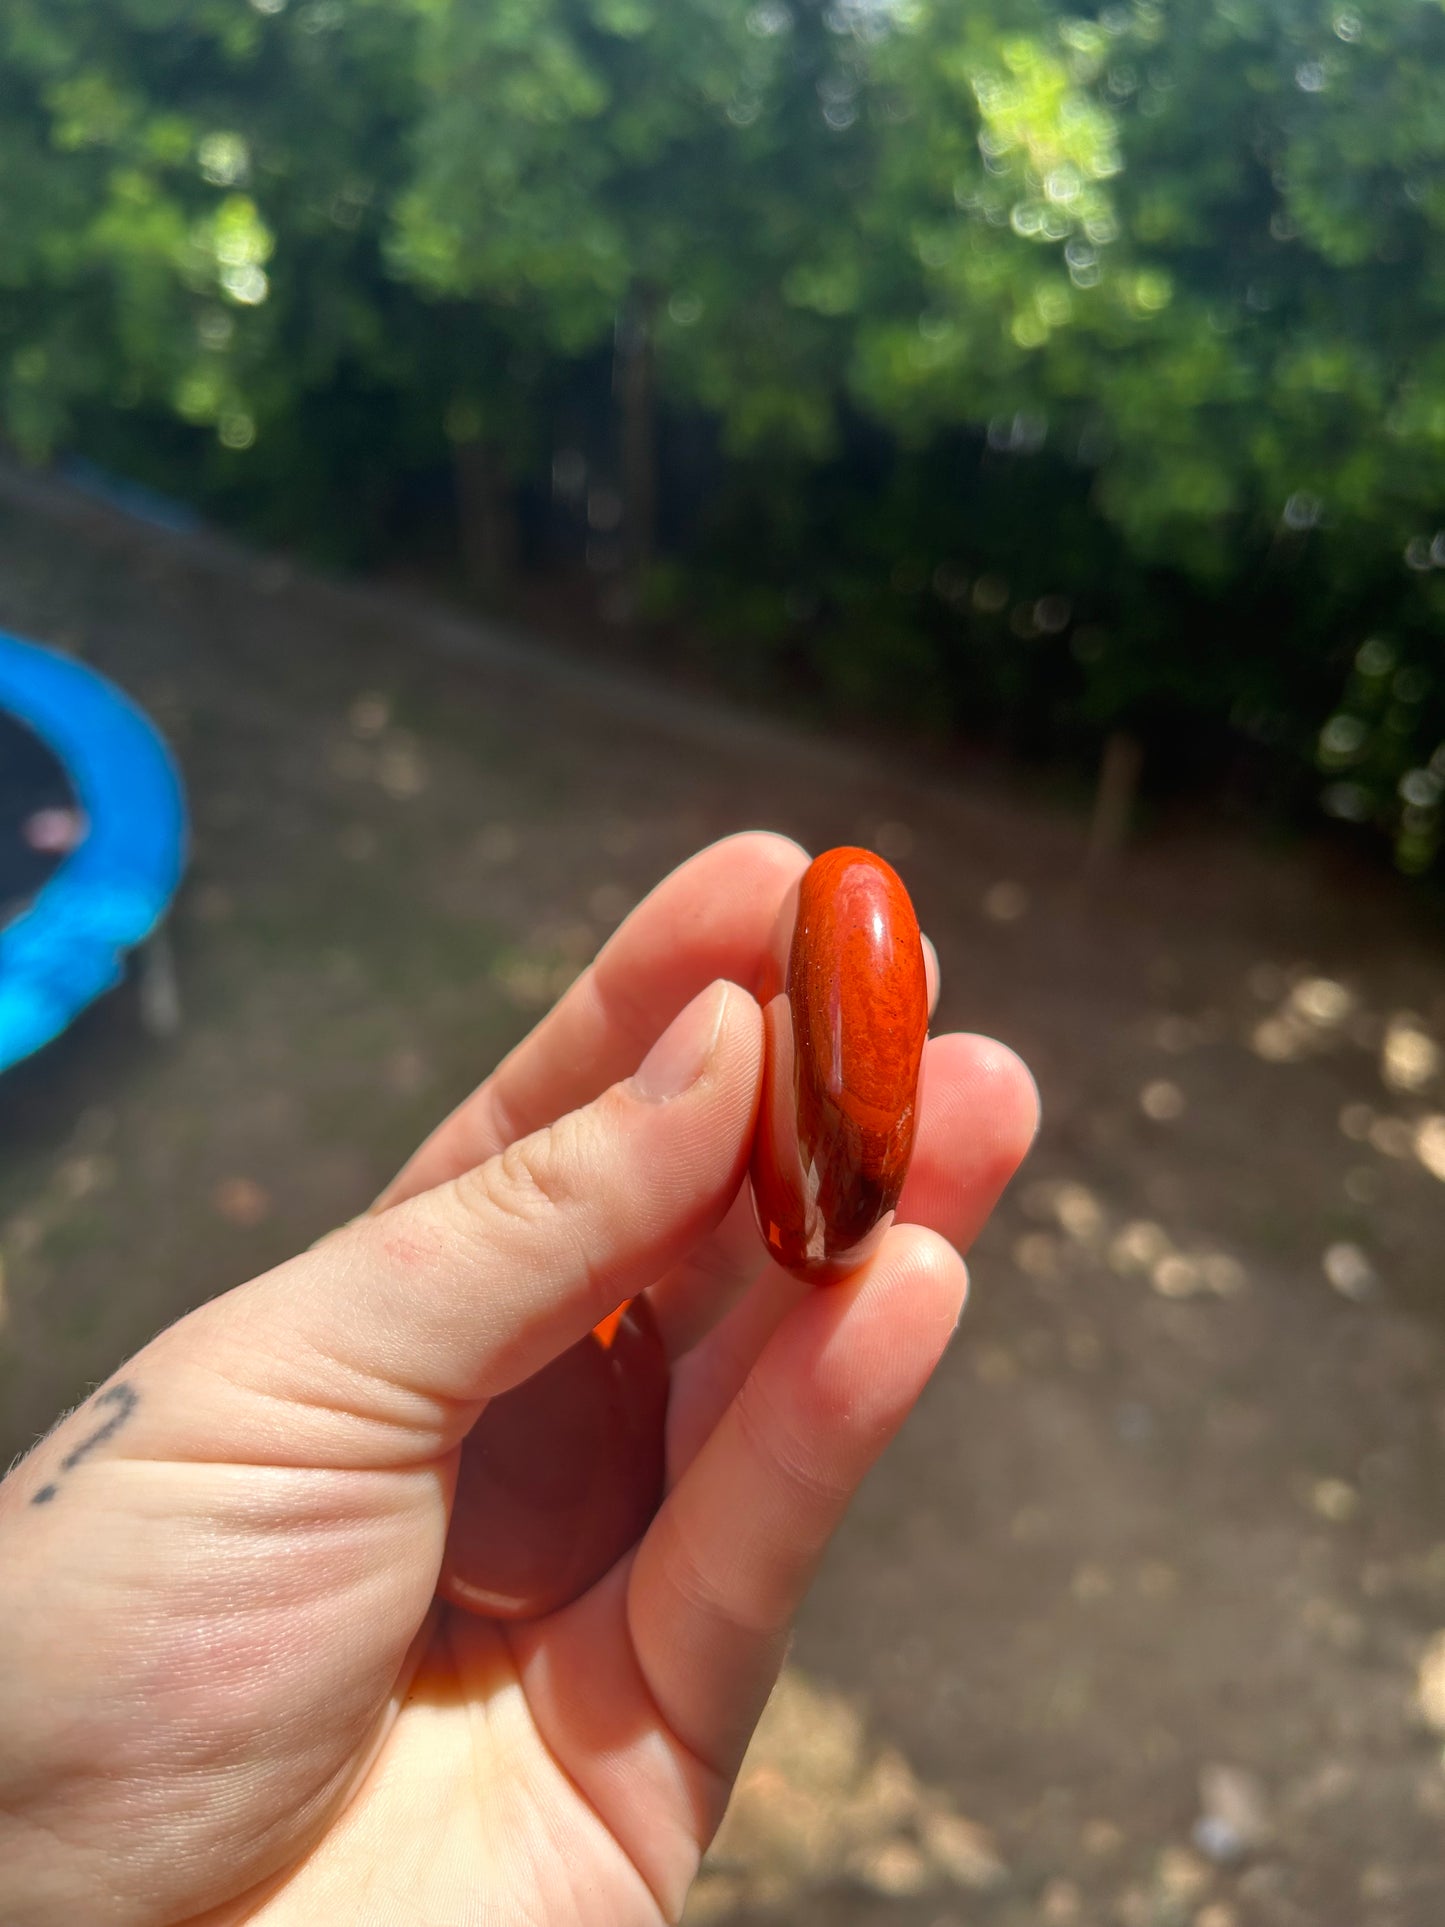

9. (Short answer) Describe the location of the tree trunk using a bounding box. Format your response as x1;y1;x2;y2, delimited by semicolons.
1086;728;1143;870
453;437;515;598
614;284;657;609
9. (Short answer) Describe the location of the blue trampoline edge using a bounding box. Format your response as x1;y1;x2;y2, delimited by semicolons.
0;632;187;1072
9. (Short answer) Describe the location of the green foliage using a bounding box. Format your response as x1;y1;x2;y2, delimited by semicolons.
4;0;1445;867
395;0;892;456
0;0;528;560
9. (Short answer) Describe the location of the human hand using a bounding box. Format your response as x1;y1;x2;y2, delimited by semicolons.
0;832;1038;1926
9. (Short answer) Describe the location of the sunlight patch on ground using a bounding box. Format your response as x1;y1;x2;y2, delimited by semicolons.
1248;972;1362;1063
982;879;1029;922
1016;1179;1250;1304
1322;1242;1377;1302
1415;1631;1445;1733
1246;976;1445;1185
1311;1478;1361;1524
1381;1014;1440;1094
1414;1115;1445;1182
1139;1077;1185;1121
1338;1100;1445;1183
685;1667;1006;1920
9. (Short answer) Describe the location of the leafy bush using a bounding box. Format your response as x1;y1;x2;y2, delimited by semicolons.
5;0;1445;866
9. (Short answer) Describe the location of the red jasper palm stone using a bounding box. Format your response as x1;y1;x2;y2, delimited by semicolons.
441;844;924;1620
751;847;928;1280
439;1296;668;1621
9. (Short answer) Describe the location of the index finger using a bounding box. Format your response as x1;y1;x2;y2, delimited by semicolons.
374;831;810;1208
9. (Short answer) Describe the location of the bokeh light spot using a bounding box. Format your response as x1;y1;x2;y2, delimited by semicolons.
983;880;1029;921
1323;1242;1376;1301
1140;1078;1185;1121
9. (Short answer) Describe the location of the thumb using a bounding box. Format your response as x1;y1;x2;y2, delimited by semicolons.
30;982;761;1489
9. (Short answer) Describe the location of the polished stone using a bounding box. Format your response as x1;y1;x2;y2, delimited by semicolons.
439;1295;669;1620
750;847;928;1281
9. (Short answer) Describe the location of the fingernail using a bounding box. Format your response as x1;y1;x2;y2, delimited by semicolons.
633;982;731;1103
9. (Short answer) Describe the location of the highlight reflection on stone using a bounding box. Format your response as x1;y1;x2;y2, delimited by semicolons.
750;847;928;1281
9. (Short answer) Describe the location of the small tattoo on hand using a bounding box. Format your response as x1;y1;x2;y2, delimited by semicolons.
30;1383;139;1506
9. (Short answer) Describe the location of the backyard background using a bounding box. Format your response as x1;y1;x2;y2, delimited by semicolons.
5;1;1445;1922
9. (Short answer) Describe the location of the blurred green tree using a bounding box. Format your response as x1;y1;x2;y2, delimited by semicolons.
836;0;1445;867
391;0;905;590
3;0;1445;868
0;0;533;565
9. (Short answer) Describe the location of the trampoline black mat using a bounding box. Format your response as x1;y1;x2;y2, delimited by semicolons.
0;709;79;922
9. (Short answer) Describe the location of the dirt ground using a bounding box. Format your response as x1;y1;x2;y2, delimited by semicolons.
2;463;1445;1927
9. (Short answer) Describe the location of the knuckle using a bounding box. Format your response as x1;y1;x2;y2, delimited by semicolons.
446;1113;606;1306
662;1508;774;1642
734;1377;852;1512
457;1126;575;1232
499;1127;579;1217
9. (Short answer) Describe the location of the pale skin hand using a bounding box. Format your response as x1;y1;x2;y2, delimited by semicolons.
0;833;1038;1927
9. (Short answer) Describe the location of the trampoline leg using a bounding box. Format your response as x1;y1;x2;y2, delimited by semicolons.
137;929;182;1039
